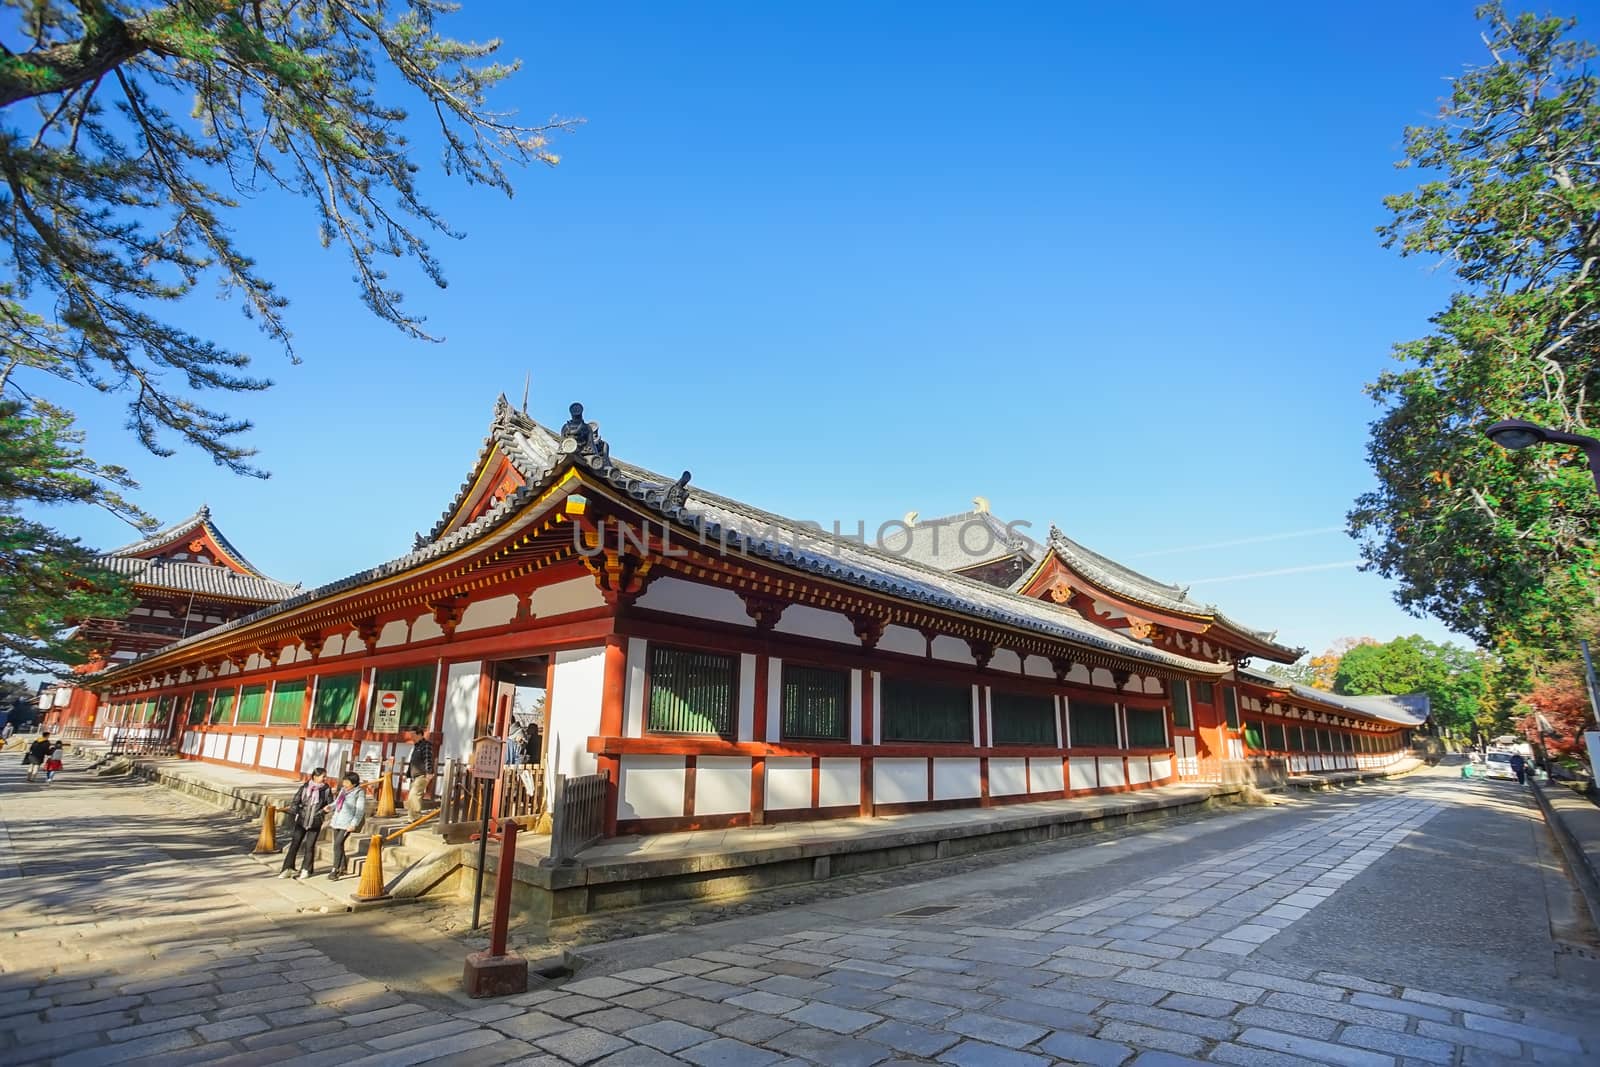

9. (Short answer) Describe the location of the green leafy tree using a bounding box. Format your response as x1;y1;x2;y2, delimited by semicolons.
0;366;140;672
1333;635;1486;736
1348;3;1599;659
0;1;573;667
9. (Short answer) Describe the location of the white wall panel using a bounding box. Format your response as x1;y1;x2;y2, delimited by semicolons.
819;758;860;808
547;647;605;811
624;638;647;739
442;661;482;764
989;757;1028;797
873;758;928;805
933;758;981;800
878;625;925;657
931;635;976;665
694;757;752;816
1151;756;1174;781
765;757;812;810
530;575;606;617
375;620;409;649
618;755;685;820
1029;758;1064;793
1128;756;1152;785
633;577;751;627
1098;757;1127;787
990;649;1023;674
737;654;756;742
458;594;518;633
1069;756;1098;791
766;657;783;744
773;605;858;644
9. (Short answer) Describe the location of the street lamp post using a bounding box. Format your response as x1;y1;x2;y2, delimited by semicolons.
1484;418;1600;492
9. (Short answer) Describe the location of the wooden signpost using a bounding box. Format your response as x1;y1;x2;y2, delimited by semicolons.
469;735;502;931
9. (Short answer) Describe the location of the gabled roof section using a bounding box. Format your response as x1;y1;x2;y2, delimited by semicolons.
879;510;1043;573
108;505;270;578
1237;666;1429;727
427;395;562;543
95;556;300;603
1013;526;1305;663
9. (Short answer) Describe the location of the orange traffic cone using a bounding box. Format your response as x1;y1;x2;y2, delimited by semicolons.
352;833;388;902
375;764;397;819
252;803;278;854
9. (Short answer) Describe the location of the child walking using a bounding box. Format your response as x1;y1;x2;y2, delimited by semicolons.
44;742;64;783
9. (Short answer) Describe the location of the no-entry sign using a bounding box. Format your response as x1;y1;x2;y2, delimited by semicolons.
372;689;403;733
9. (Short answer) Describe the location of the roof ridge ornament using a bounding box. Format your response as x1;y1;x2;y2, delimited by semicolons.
559;402;612;468
1048;523;1062;542
653;470;692;511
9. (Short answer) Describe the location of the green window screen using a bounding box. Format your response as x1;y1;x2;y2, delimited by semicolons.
1193;682;1215;704
1243;721;1264;751
880;676;972;743
1068;702;1119;748
140;698;157;722
312;673;361;728
1318;728;1331;751
1341;732;1354;752
781;664;848;740
1125;708;1167;748
1223;688;1240;729
269;680;306;726
235;685;267;725
372;665;437;730
211;687;236;724
187;690;210;724
1266;723;1286;750
648;646;735;736
1288;725;1303;751
1171;682;1192;729
991;690;1056;746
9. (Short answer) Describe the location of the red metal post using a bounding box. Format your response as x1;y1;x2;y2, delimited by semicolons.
489;818;518;958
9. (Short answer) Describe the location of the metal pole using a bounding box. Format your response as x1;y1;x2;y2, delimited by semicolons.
490;818;518;957
471;778;491;930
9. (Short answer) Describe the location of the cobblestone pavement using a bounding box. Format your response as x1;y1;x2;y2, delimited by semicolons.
3;755;1598;1066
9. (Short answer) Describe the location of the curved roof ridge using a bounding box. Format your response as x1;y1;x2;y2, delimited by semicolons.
106;505;277;581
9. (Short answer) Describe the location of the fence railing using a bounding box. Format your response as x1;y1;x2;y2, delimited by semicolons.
548;772;606;864
107;732;178;758
438;759;546;843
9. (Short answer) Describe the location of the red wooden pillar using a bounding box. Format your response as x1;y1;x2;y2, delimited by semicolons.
859;669;875;818
599;637;627;837
750;652;769;825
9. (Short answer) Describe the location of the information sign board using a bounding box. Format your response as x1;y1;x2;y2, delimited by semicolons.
372;689;403;733
471;735;504;781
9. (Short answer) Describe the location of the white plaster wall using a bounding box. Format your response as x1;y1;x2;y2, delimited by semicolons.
849;670;862;746
933;758;981;800
1144;676;1162;695
989;757;1028;797
1067;664;1091;685
1091;668;1115;689
970;686;982;748
546;647;605;808
530;575;606;617
766;656;783;744
376;620;409;649
618;755;686;820
321;634;345;658
737;654;756;742
1128;756;1152;785
874;758;928;805
931;636;976;666
878;625;925;657
871;673;881;742
633;576;751;627
441;661;481;764
1099;757;1127;787
458;594;518;633
411;615;444;643
204;734;223;760
765;757;812;810
299;738;327;774
325;740;352;779
819;759;859;807
773;605;857;645
990;649;1022;674
1151;756;1174;781
1023;655;1052;679
259;737;282;769
1030;758;1065;793
624;638;647;739
695;757;752;816
1068;756;1097;791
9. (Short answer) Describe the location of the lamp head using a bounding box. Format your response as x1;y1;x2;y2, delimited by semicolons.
1485;418;1549;451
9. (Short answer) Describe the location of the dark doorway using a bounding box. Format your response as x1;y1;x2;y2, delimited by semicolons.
489;655;547;765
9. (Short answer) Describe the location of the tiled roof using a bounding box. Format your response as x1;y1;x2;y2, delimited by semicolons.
107;505;279;581
1237;667;1429;727
96;556;299;602
100;399;1238;681
878;511;1043;572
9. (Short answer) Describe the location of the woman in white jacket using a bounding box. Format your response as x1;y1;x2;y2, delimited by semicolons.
327;771;368;882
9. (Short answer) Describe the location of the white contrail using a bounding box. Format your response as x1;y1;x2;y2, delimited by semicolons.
1187;560;1362;585
1126;526;1345;560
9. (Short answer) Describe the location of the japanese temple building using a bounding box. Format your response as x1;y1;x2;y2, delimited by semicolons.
80;398;1425;836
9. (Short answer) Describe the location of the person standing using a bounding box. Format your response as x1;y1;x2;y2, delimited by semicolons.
278;768;332;880
43;741;64;783
1511;752;1528;785
2;722;14;743
327;772;367;882
404;730;435;818
23;735;49;782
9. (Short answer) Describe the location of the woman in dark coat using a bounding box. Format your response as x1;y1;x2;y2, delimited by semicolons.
277;768;333;880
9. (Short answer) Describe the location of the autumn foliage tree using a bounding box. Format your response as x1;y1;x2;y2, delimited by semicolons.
1518;673;1594;759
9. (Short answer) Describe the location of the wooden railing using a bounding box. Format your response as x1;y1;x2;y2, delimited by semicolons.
108;732;178;757
548;772;606;864
438;759;546;843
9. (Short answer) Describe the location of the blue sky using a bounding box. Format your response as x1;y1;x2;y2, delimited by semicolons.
22;0;1506;660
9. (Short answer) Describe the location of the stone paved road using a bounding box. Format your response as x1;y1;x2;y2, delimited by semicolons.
3;756;1598;1066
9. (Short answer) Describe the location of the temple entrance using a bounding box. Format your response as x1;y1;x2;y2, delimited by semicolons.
486;655;548;765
